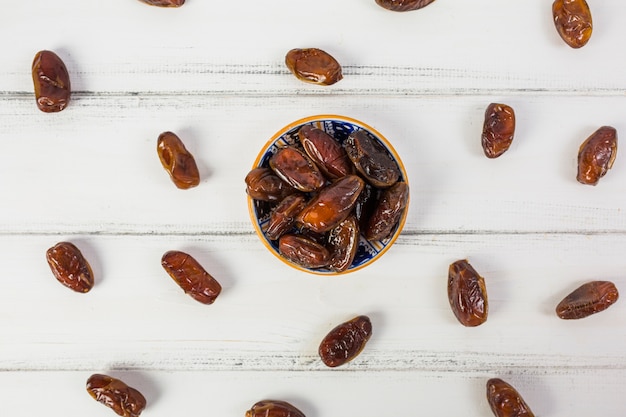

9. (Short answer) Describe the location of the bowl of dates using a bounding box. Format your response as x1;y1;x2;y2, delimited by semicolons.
246;115;409;275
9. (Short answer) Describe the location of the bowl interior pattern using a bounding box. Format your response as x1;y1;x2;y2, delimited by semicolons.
249;115;409;275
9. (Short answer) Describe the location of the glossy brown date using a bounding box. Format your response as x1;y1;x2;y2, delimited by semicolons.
448;259;488;327
266;194;307;241
318;315;372;367
327;216;359;272
364;181;409;241
298;125;353;179
269;146;326;192
245;400;305;417
486;378;535;417
46;242;94;293
86;374;147;417
577;126;617;186
157;131;200;189
32;50;71;113
245;167;296;202
375;0;436;11
279;234;330;269
297;175;365;233
552;0;592;49
138;0;184;6
161;250;222;304
285;48;343;86
556;280;619;319
344;130;400;188
482;103;516;158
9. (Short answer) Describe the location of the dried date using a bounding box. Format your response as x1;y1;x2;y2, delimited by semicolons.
318;315;372;367
245;400;305;417
86;374;147;417
269;146;326;192
279;234;330;269
375;0;436;11
245;167;296;202
482;103;516;158
327;216;360;272
552;0;592;49
486;378;535;417
447;259;488;327
297;175;365;233
298;125;353;179
266;194;307;241
285;48;343;86
46;242;94;293
161;250;222;304
364;181;409;241
32;50;71;113
344;130;400;188
576;126;617;186
139;0;184;6
556;280;619;319
157;131;200;189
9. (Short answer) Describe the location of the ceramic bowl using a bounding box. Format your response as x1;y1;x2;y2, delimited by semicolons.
247;114;409;275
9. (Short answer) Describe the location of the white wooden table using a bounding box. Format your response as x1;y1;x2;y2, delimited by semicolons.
2;1;625;415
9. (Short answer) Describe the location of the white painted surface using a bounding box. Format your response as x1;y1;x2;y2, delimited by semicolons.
1;0;625;416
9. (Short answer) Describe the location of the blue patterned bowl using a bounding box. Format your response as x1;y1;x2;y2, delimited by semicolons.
247;115;409;275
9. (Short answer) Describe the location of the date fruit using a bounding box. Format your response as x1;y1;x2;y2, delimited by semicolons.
552;0;592;49
327;216;360;272
157;131;200;189
482;103;516;158
299;125;353;179
138;0;184;6
161;250;222;304
375;0;436;11
319;315;372;367
32;50;71;113
364;181;409;241
86;374;147;417
285;48;343;86
448;259;488;327
486;378;535;417
344;130;400;188
245;400;305;417
279;234;330;269
577;126;617;186
556;280;619;319
46;242;94;293
269;146;326;192
266;194;307;241
297;175;365;233
245;167;296;202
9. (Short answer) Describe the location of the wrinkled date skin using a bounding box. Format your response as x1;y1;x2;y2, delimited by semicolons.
86;374;147;417
161;250;222;304
285;48;343;86
344;130;400;188
138;0;184;6
245;167;296;202
486;378;535;417
46;242;94;293
297;175;365;233
482;103;516;158
375;0;436;12
556;280;619;319
266;194;307;241
32;50;71;113
319;315;372;367
553;0;592;48
279;234;330;269
299;125;353;179
157;131;200;189
577;126;617;186
365;182;409;241
245;400;306;417
448;259;488;327
327;216;360;272
270;146;326;192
